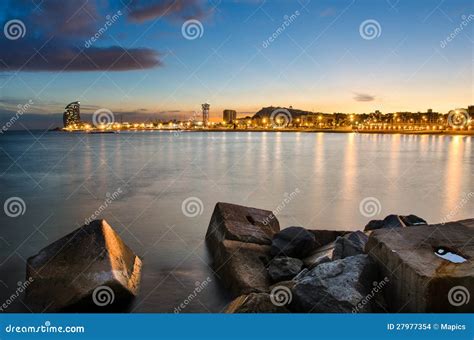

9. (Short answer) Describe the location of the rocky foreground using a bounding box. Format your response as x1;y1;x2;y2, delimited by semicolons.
23;204;473;313
25;220;142;312
206;202;474;313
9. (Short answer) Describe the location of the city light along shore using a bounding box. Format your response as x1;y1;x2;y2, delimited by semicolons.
60;101;474;135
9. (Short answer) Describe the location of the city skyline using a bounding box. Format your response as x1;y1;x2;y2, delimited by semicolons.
0;0;473;129
58;99;473;135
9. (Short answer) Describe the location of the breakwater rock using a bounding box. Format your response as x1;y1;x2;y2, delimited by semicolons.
25;220;142;312
366;219;474;312
205;202;473;313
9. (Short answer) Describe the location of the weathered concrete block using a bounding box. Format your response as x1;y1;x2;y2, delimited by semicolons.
206;202;280;248
211;239;271;296
365;219;474;312
206;202;279;296
26;220;142;312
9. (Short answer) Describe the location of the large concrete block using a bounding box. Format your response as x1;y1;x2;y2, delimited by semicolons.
206;202;278;296
366;219;474;312
206;202;280;248
211;239;271;296
26;220;142;312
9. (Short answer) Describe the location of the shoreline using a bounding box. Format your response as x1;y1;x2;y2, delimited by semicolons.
53;128;474;136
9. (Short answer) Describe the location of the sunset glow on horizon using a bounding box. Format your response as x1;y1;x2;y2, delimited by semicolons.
0;0;472;128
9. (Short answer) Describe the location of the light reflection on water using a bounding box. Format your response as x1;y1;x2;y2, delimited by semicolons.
0;131;472;312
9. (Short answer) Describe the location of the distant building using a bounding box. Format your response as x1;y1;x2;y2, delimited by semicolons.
202;103;210;125
223;109;237;123
63;101;81;127
468;105;474;117
300;113;333;127
425;108;439;123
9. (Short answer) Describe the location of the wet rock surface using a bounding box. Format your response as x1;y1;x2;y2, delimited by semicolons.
302;241;338;269
399;214;427;226
267;256;303;282
270;226;316;258
335;231;368;257
308;229;350;248
303;231;368;269
25;220;142;312
207;202;471;313
365;214;427;231
291;254;376;313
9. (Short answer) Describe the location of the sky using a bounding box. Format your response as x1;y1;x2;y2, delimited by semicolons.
0;0;473;129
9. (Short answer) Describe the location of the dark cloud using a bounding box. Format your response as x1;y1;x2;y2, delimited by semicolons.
127;0;212;23
0;0;170;72
0;42;161;72
31;0;100;37
353;93;376;102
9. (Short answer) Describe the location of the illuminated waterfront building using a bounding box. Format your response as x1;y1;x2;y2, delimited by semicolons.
63;101;81;127
223;109;237;123
202;103;210;125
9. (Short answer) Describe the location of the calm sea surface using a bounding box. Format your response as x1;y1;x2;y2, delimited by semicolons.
0;131;473;312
